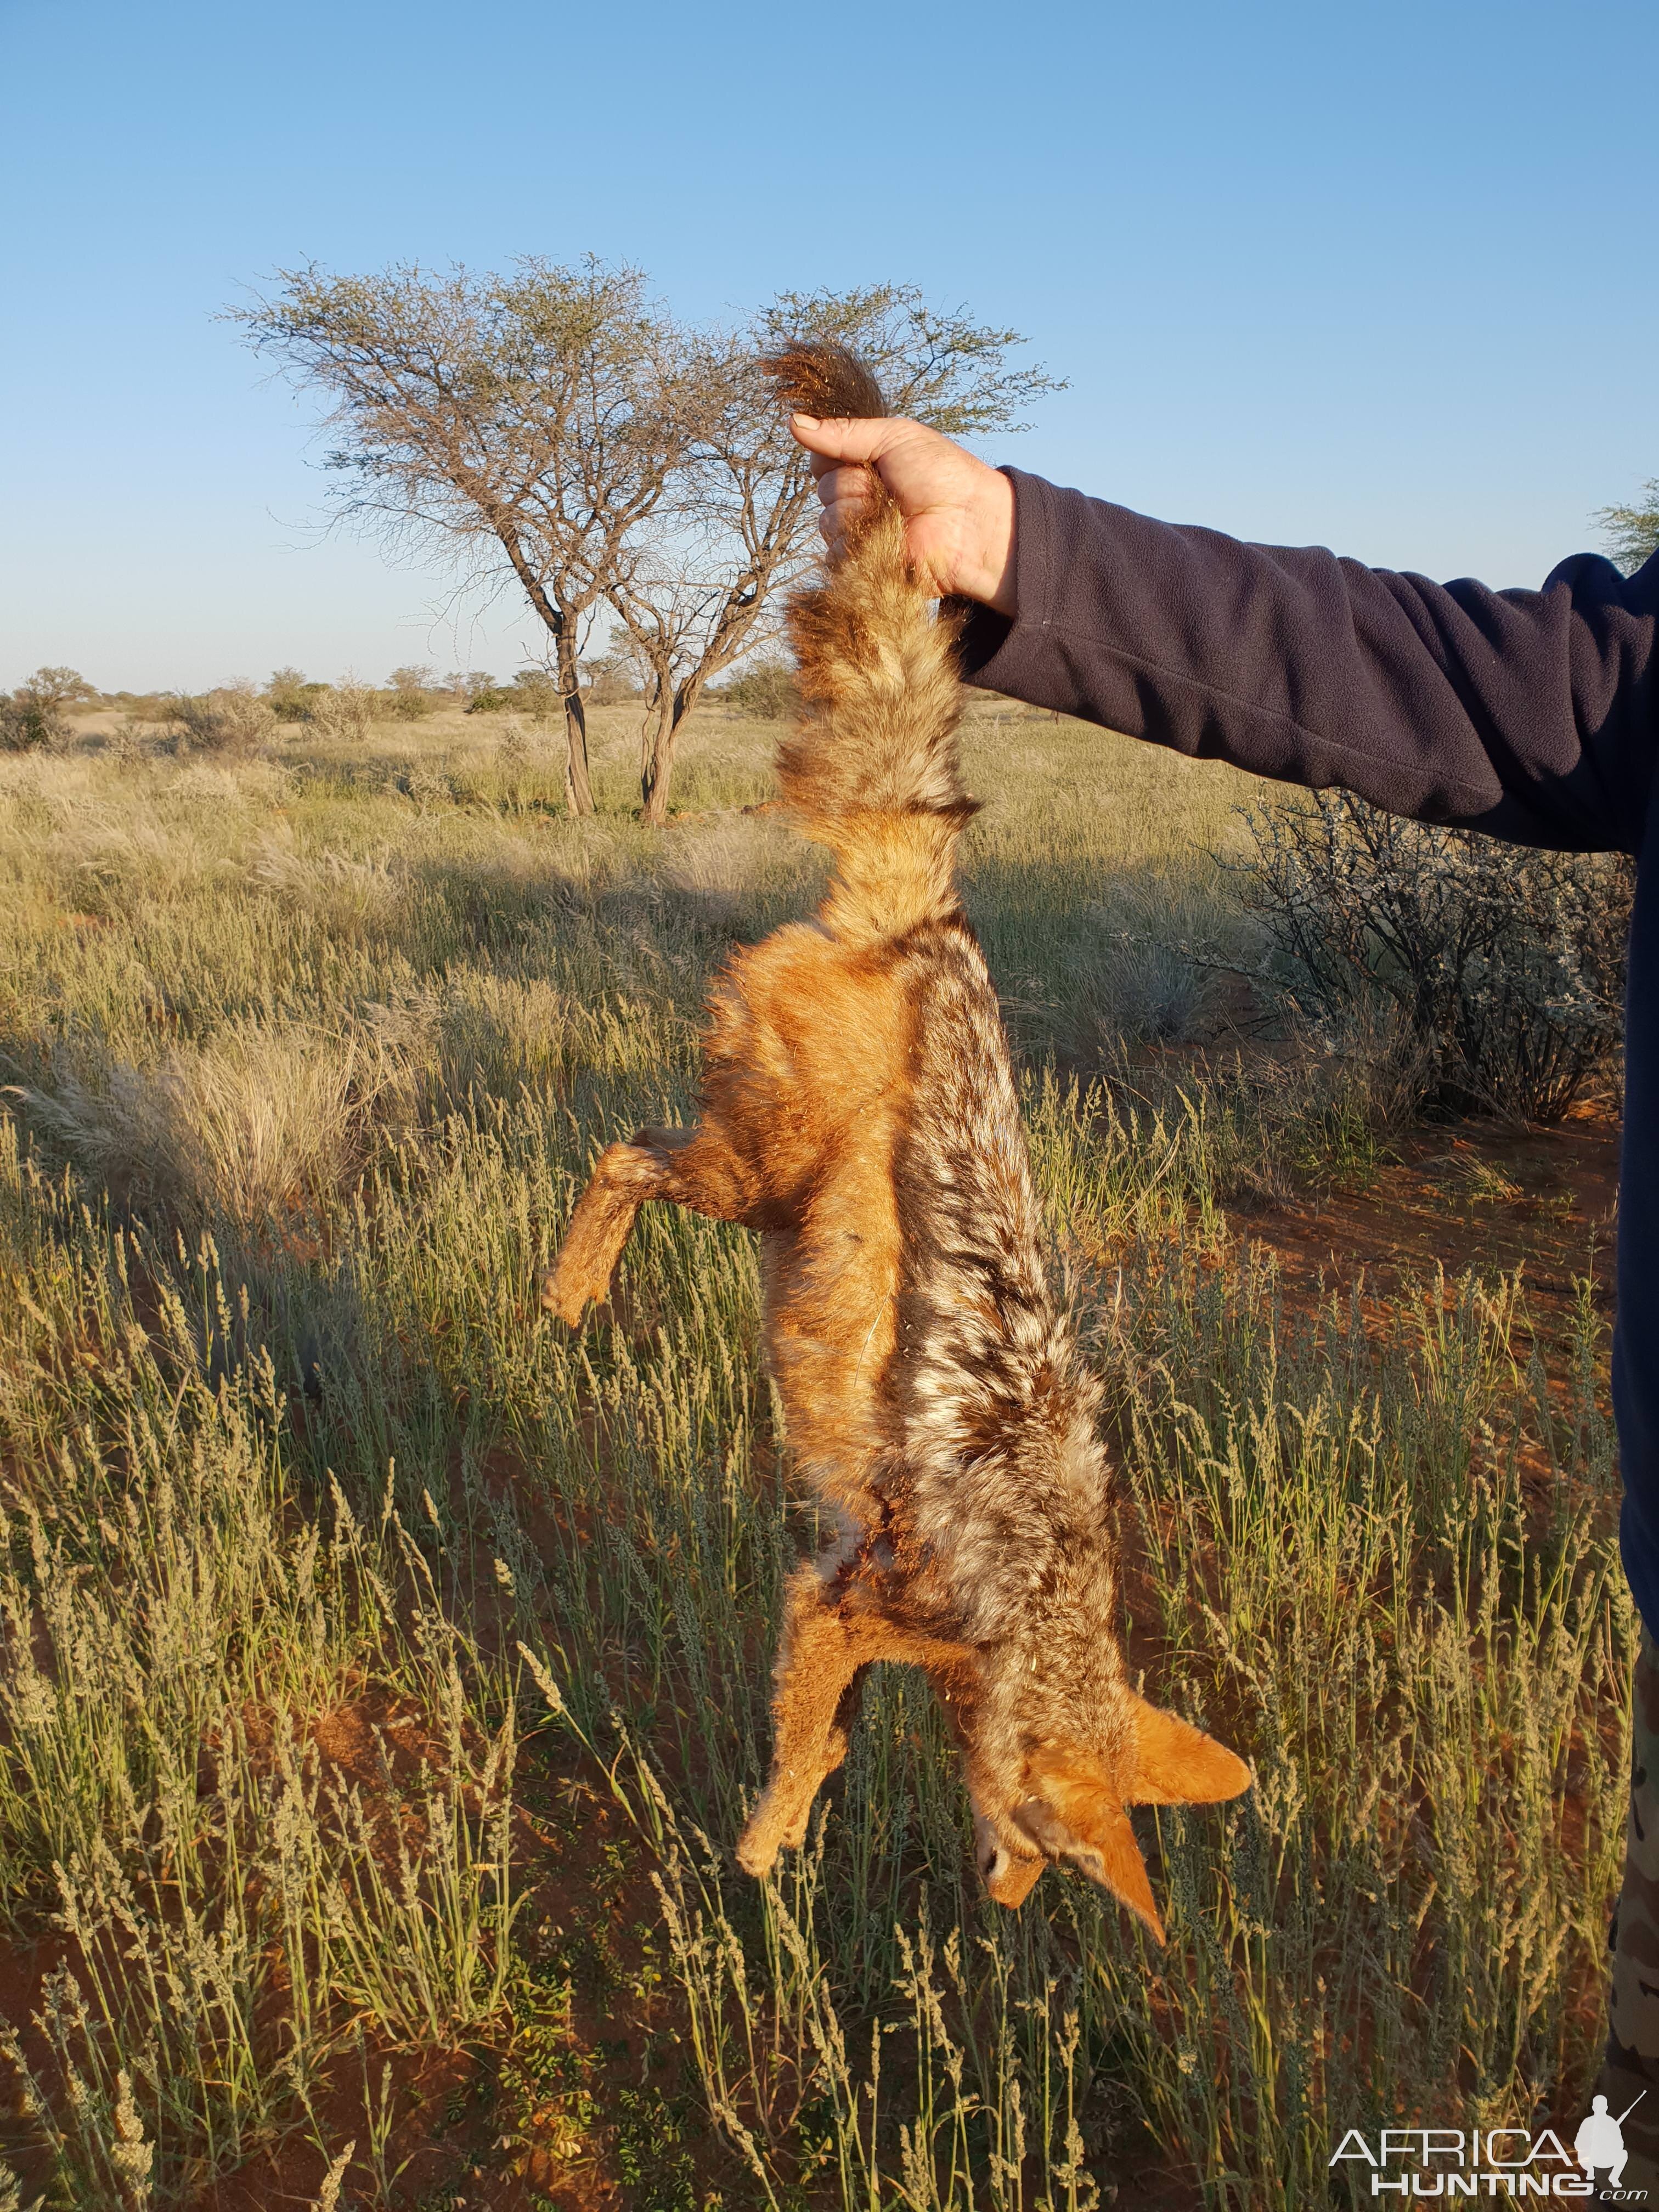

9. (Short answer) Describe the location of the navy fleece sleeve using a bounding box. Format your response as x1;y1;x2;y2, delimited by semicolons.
960;469;1659;856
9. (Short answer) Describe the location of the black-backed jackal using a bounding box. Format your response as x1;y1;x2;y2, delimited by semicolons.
545;343;1249;1937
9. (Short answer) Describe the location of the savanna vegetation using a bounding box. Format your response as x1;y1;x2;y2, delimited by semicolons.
0;681;1635;2211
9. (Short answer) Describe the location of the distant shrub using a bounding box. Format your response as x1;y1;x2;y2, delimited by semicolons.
1240;789;1632;1123
99;690;180;723
312;676;381;741
25;666;94;711
1;666;94;751
163;682;278;754
721;657;799;720
509;669;561;720
263;667;330;723
578;650;639;707
465;668;565;718
161;692;214;746
386;664;436;720
1;693;62;752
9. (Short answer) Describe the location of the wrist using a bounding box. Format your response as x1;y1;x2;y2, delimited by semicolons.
960;466;1017;616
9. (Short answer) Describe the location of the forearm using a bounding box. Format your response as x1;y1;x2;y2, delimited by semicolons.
961;470;1657;855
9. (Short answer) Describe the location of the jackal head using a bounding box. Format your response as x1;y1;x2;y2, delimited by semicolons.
969;1694;1251;1940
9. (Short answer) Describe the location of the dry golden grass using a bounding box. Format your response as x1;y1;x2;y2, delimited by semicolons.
0;699;1628;2210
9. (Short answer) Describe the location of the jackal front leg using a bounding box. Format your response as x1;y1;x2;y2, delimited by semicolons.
543;1124;753;1325
543;1138;663;1324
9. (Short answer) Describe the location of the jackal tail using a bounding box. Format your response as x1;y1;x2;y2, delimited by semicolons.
762;341;973;940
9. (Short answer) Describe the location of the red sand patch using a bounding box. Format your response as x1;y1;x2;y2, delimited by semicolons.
1236;1101;1618;1321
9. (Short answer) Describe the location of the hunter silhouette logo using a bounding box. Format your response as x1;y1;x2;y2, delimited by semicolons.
1577;2093;1645;2196
1330;2098;1650;2197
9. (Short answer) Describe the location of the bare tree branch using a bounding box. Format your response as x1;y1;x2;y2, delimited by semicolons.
612;289;1062;823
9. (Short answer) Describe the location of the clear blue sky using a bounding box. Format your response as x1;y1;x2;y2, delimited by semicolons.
2;0;1654;693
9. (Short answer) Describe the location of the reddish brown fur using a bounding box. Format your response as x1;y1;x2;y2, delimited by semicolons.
545;341;1250;1936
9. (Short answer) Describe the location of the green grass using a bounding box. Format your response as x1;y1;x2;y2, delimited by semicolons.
0;700;1630;2209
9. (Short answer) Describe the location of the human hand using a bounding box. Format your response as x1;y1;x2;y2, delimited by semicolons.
789;413;1017;617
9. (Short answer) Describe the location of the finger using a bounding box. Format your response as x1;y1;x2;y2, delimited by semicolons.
790;412;906;465
814;464;875;512
808;455;878;515
817;495;871;547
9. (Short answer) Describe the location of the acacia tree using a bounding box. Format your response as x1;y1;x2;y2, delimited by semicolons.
612;285;1060;823
230;258;699;815
1596;479;1659;574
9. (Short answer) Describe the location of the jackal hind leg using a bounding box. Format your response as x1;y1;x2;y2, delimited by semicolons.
737;1567;873;1876
543;1123;754;1325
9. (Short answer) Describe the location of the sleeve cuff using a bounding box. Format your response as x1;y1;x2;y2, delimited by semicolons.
957;469;1076;711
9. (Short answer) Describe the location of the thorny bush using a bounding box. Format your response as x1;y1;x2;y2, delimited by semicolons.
719;656;801;721
0;669;90;753
0;695;62;753
162;684;278;755
1239;789;1632;1123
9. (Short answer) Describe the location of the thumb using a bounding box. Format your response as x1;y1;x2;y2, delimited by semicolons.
789;411;907;465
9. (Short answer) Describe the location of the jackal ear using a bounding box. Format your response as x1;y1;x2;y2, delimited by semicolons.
1126;1696;1251;1808
1017;1751;1165;1942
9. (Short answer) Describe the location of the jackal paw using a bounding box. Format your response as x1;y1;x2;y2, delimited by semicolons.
540;1258;611;1326
735;1813;781;1877
736;1788;816;1877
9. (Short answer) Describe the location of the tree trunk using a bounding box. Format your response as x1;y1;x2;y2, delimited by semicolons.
489;528;594;817
640;686;674;825
640;676;704;826
555;630;594;817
